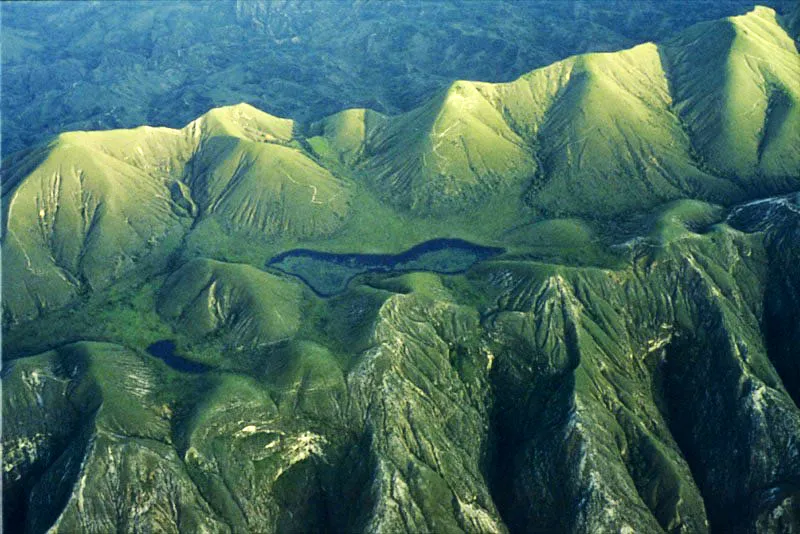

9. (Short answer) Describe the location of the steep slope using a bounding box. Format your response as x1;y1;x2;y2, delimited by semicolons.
1;128;194;324
185;136;349;238
476;208;800;532
308;108;388;165
2;342;228;533
158;258;306;351
1;104;350;323
5;194;800;533
3;9;800;532
185;103;351;238
8;0;794;158
661;6;800;181
194;103;296;144
320;6;797;218
362;81;538;213
492;43;738;216
4;7;798;324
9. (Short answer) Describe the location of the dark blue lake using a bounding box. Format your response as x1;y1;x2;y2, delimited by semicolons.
267;238;504;296
146;340;209;373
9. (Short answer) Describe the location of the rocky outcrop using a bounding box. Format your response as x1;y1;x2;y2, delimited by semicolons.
4;195;800;532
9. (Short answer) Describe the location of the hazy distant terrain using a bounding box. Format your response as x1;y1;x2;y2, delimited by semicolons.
2;2;800;533
1;0;794;156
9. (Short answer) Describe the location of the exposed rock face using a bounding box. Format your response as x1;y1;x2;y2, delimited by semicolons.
4;194;800;533
3;6;800;534
480;198;800;533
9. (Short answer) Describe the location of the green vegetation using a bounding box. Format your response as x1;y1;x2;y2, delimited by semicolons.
159;258;307;355
2;6;800;534
7;0;793;157
5;5;797;324
663;7;800;179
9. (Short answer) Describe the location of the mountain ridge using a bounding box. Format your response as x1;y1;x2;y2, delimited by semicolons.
3;6;798;324
3;6;800;532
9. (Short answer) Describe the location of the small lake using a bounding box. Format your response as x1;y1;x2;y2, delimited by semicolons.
146;340;209;373
267;238;504;296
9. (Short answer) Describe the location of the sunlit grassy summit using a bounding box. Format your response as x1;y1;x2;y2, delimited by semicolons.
3;7;800;533
2;6;798;324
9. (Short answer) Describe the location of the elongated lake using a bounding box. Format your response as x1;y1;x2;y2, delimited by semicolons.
267;238;504;296
147;340;209;373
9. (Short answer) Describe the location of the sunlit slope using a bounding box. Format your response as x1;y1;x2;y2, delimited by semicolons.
195;102;295;144
185;104;351;238
3;7;798;324
7;194;800;532
158;258;306;349
662;6;800;181
1;105;351;323
492;43;740;216
307;108;387;165
1;128;193;322
360;81;538;213
186;136;350;238
343;6;797;217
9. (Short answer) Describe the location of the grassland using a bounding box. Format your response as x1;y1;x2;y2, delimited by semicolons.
2;6;800;533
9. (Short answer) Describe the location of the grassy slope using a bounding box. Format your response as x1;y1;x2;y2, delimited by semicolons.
7;197;800;532
307;108;388;165
501;43;738;216
2;7;798;324
662;6;800;181
361;81;538;213
2;341;229;532
2;7;800;534
1;105;352;322
1;128;192;321
158;258;307;355
311;6;796;223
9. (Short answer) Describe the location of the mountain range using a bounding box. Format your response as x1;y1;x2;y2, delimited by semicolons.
2;5;800;533
2;0;796;157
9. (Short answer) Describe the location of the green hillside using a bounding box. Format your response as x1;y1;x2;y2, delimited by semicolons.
3;6;798;323
158;258;307;354
7;1;794;158
494;43;731;216
4;7;799;324
1;129;192;322
5;194;800;531
662;6;800;180
1;105;350;323
2;6;800;534
350;6;798;218
362;81;538;213
302;5;799;221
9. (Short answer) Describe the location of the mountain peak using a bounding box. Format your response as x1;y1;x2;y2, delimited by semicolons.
663;2;800;179
192;102;295;144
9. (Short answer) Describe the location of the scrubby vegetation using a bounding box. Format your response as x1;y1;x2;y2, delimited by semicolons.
2;5;799;533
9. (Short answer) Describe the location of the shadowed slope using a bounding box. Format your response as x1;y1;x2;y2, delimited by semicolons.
3;6;798;324
662;6;800;180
